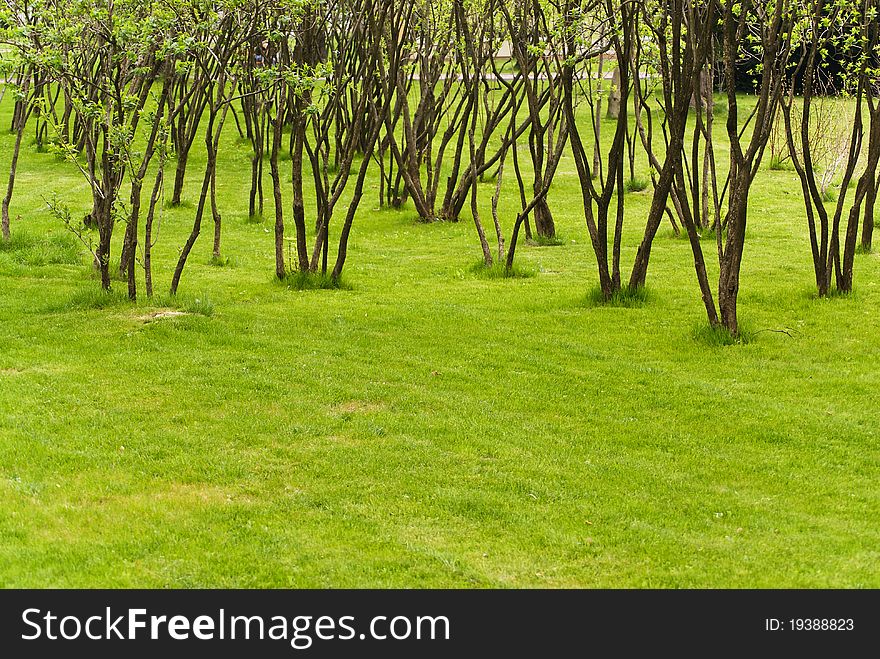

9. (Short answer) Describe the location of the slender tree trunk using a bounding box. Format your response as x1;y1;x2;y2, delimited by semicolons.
718;178;749;334
1;122;26;242
249;124;261;219
270;110;286;280
612;156;625;289
701;124;712;229
144;167;163;297
171;150;189;206
629;134;685;289
861;174;877;252
492;152;506;262
505;214;526;272
291;119;310;272
840;138;880;291
95;196;113;291
606;65;621;120
690;118;702;229
330;68;388;282
119;217;136;280
331;149;373;282
125;180;143;300
2;82;31;242
594;55;604;174
532;198;555;239
170;113;216;295
839;203;861;293
211;164;221;260
468;125;492;266
471;174;493;266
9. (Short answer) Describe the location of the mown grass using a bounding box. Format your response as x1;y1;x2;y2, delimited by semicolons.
0;94;879;588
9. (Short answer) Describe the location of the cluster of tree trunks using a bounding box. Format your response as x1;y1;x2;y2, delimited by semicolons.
1;0;877;335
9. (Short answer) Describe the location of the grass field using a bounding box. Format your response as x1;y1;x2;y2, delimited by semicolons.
1;94;878;588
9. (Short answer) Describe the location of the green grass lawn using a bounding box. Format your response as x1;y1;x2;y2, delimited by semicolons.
1;95;878;588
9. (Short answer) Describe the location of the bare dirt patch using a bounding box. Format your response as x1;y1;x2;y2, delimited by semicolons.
135;309;190;323
333;400;386;414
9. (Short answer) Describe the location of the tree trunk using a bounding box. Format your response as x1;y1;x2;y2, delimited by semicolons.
249;106;263;219
505;214;526;272
2;85;31;242
1;124;26;242
144;168;163;297
861;174;877;252
612;158;625;289
211;165;221;260
119;219;136;280
532;197;555;239
270;112;286;280
126;181;143;301
717;178;749;335
606;65;622;120
95;197;113;291
690;68;712;109
470;175;493;266
171;150;188;206
593;55;604;174
291;122;310;273
170;114;216;295
492;153;506;262
331;148;373;282
629;133;685;289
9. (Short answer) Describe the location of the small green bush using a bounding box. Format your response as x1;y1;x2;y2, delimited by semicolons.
63;287;130;311
625;176;650;193
469;261;536;280
769;154;787;171
692;323;753;346
0;232;82;266
531;233;566;247
280;270;349;291
586;284;650;308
